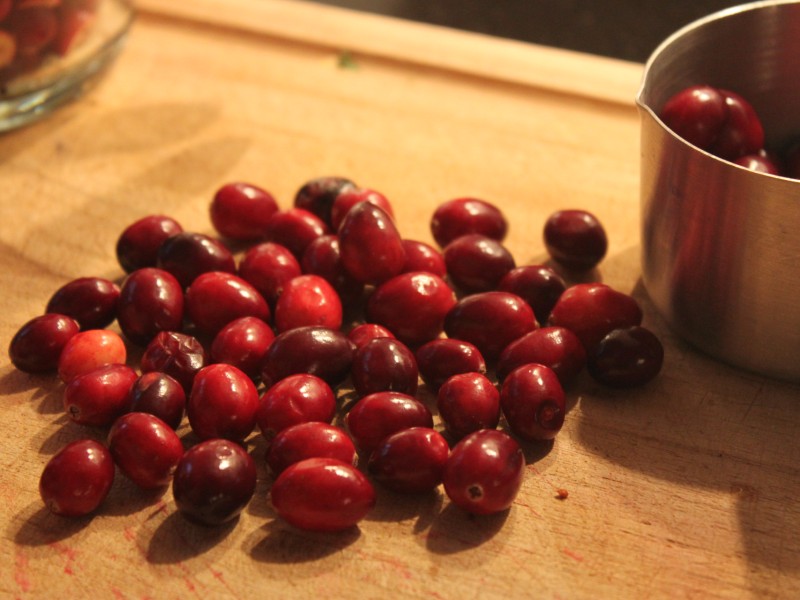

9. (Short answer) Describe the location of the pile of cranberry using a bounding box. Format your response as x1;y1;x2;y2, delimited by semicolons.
9;176;663;532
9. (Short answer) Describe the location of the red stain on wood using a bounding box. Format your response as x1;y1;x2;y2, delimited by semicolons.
15;551;31;592
49;542;79;575
562;547;584;562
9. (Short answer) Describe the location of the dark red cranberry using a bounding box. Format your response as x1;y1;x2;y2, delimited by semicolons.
266;422;357;476
264;208;329;259
39;439;115;517
210;182;279;241
274;274;343;333
500;363;565;441
347;323;395;349
733;153;780;175
9;7;57;55
587;326;664;388
9;313;79;373
499;265;566;325
401;239;447;277
437;372;500;440
350;337;418;397
63;364;138;427
173;438;257;526
260;326;354;388
127;372;186;429
57;329;127;383
271;457;375;532
185;271;270;336
660;85;727;150
442;429;524;515
238;242;303;306
710;90;765;160
430;197;508;247
543;210;608;271
256;373;336;439
339;202;406;285
294;176;357;227
496;326;586;386
116;214;183;273
140;331;206;393
157;232;236;288
188;364;259;442
300;235;364;306
367;427;449;494
108;412;184;489
444;291;536;363
46;277;120;330
117;268;184;346
210;316;275;380
344;391;433;454
330;187;395;231
443;234;516;292
415;338;486;392
366;272;456;347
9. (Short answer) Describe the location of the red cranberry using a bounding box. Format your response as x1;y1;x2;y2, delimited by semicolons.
116;214;183;274
188;364;259;442
210;182;279;241
140;331;206;393
496;326;586;386
347;323;395;349
339;202;406;285
46;277;120;330
108;412;184;489
294;175;356;227
543;210;608;271
430;197;508;247
271;457;376;532
210;316;275;380
266;422;357;476
9;7;58;55
437;372;500;440
500;363;565;441
63;364;138;427
330;187;395;231
733;153;780;175
117;268;184;346
260;326;354;388
264;208;329;259
344;391;433;454
58;329;127;383
366;271;456;347
173;438;256;525
367;427;449;494
660;85;727;150
442;429;524;515
300;235;364;306
185;271;270;336
498;265;566;326
9;313;79;373
238;242;303;306
274;274;343;333
39;439;115;517
415;338;486;392
710;90;765;160
127;372;186;429
443;234;516;292
351;337;418;397
587;326;664;388
401;239;447;277
157;232;236;288
256;373;336;439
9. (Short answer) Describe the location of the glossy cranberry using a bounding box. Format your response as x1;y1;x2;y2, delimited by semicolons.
140;331;206;393
587;326;664;388
116;215;184;273
330;187;395;231
210;182;279;241
210;316;274;380
63;364;138;427
274;274;343;333
443;429;524;515
351;337;418;397
260;326;354;388
264;208;329;259
660;85;727;150
347;323;395;349
339;202;406;285
444;291;536;363
437;372;500;440
496;326;586;386
238;242;303;306
548;283;643;352
45;277;120;330
127;372;186;429
188;364;259;441
9;313;79;373
500;363;565;441
300;235;364;305
156;232;236;288
39;439;115;517
345;391;433;454
401;239;447;277
499;265;566;325
366;272;456;347
294;175;356;227
185;271;270;336
256;373;336;439
58;329;127;383
543;210;608;271
415;338;486;392
710;90;765;160
443;233;516;292
368;427;449;493
733;153;780;175
173;438;256;526
271;457;376;532
430;197;508;248
117;268;184;346
108;412;184;489
266;422;357;476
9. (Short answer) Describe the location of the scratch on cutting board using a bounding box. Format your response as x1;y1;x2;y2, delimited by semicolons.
15;550;31;593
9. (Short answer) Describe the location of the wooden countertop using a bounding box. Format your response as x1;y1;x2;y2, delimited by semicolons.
2;1;799;598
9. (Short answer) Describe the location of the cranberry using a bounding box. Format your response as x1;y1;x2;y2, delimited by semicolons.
108;412;184;489
238;242;303;306
45;277;120;330
172;438;256;526
210;316;275;380
10;7;58;56
188;364;259;442
300;235;364;306
116;215;183;273
344;391;433;454
711;90;765;160
210;182;279;241
294;175;356;227
39;439;115;517
57;329;127;383
185;271;270;336
437;372;500;440
264;208;329;259
442;429;524;515
350;337;419;397
338;202;406;285
330;187;395;231
498;265;566;325
444;291;536;363
430;197;508;247
367;427;449;494
496;326;586;386
415;338;486;392
157;232;236;288
500;363;565;441
733;153;780;175
117;268;184;346
9;313;79;373
543;210;608;271
266;422;357;476
443;234;516;292
127;372;186;429
660;85;727;150
401;239;446;277
586;326;664;388
256;373;336;439
140;331;206;393
347;323;395;349
274;274;343;333
366;271;456;347
63;364;138;427
260;326;354;388
271;457;375;531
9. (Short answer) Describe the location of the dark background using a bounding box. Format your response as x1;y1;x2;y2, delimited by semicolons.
307;0;748;62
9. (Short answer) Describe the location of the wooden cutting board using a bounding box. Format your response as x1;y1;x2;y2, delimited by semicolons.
2;1;799;598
